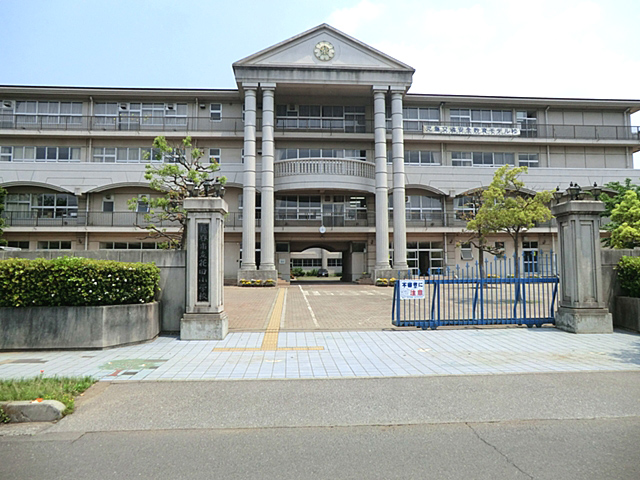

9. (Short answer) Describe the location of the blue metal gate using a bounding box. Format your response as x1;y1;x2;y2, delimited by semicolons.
392;253;559;329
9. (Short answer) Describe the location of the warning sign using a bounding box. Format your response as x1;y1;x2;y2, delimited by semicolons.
399;280;426;299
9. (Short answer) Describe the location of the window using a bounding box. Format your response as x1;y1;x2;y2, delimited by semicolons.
451;152;472;167
404;195;443;220
209;148;221;164
518;153;539;167
210;103;222;121
291;258;322;267
328;258;342;267
453;151;515;167
93;147;164;163
137;194;149;213
494;241;505;258
275;195;321;220
102;195;114;212
276;105;365;132
94;102;186;127
454;196;480;219
7;241;29;250
1;146;80;162
403;107;440;131
277;148;367;161
15;101;82;125
6;193;78;219
100;242;159;250
517;111;537;137
460;242;473;261
37;241;72;250
404;151;440;165
472;152;514;167
522;241;539;274
451;109;513;127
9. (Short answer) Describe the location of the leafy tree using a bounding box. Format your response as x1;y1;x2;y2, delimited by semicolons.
600;178;640;247
473;165;552;277
129;136;226;249
609;190;640;249
461;190;503;279
0;186;7;246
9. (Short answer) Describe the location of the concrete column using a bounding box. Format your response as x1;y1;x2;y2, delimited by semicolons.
260;84;276;273
552;200;612;333
373;88;391;279
241;85;257;271
321;249;328;270
181;197;229;340
391;90;408;273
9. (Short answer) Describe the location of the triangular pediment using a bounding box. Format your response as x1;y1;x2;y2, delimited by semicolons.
234;24;414;73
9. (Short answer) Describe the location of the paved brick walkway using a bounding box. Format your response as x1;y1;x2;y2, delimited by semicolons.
226;283;411;332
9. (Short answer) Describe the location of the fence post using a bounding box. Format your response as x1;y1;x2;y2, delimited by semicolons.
551;199;612;333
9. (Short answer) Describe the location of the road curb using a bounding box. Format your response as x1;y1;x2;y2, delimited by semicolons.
1;400;66;423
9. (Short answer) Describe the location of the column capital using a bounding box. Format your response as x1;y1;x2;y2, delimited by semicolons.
260;82;277;90
242;82;259;90
372;85;389;93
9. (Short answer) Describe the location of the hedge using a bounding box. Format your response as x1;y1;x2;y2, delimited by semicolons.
0;257;160;307
616;256;640;298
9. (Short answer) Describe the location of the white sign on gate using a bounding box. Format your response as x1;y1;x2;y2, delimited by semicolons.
399;280;426;299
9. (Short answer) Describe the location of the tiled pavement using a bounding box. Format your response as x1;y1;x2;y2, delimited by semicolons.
1;284;639;381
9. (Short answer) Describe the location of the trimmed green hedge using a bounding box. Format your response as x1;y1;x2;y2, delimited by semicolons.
0;257;160;307
617;256;640;298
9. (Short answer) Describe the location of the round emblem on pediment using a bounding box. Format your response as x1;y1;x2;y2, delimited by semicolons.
314;41;335;61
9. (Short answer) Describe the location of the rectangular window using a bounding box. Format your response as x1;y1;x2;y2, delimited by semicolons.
451;152;472;167
404;150;440;165
276;104;365;132
100;242;159;250
37;241;72;250
460;242;473;261
102;195;114;212
7;241;29;250
15;101;82;126
518;153;539;167
451;109;512;127
327;258;342;267
5;146;79;162
517;111;537;137
403;107;440;131
137;194;149;213
210;103;222;121
209;148;221;164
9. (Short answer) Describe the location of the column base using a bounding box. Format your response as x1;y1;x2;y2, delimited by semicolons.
181;312;228;340
556;307;613;334
237;269;278;286
374;268;397;280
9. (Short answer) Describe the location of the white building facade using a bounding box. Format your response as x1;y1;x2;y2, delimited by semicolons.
1;24;640;282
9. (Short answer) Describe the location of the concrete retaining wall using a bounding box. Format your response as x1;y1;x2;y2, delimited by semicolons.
601;248;640;331
0;301;160;350
614;297;640;332
0;250;186;332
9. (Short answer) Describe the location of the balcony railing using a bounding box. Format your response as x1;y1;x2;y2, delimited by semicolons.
416;121;640;141
275;158;375;179
2;210;609;230
1;211;180;228
1;114;639;141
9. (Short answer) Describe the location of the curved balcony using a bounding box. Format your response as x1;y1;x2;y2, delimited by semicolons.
274;157;376;192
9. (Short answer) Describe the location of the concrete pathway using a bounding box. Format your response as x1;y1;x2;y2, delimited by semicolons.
1;285;639;382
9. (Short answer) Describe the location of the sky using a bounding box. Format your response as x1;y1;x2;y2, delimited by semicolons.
1;0;640;158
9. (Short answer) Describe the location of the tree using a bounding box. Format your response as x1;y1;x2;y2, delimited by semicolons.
473;165;552;277
608;190;640;249
461;190;503;279
0;186;6;246
600;178;640;247
129;136;226;249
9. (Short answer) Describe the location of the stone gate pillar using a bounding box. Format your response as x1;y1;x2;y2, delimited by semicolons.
552;200;612;333
181;197;229;340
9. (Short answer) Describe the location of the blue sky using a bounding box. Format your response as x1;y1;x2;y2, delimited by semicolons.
2;0;639;99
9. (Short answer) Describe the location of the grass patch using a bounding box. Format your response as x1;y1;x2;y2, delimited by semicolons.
0;376;96;422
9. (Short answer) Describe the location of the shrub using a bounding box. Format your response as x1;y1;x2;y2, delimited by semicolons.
291;267;305;277
308;269;319;277
616;256;640;298
0;256;159;307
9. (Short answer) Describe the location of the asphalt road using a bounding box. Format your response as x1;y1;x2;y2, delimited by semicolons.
2;372;639;479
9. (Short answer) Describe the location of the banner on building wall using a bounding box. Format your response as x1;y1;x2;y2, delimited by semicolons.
423;125;520;136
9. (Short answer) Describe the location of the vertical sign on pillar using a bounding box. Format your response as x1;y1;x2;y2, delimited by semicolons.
197;222;209;302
